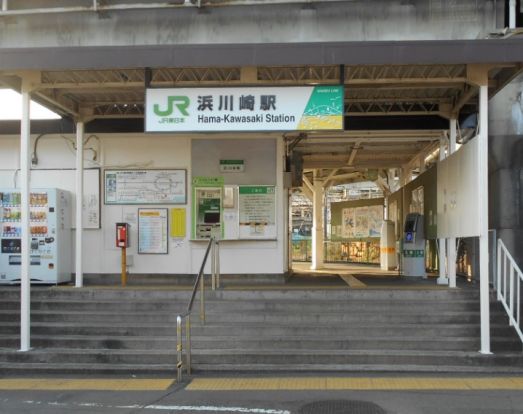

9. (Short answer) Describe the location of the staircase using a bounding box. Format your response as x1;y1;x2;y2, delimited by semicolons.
0;285;522;375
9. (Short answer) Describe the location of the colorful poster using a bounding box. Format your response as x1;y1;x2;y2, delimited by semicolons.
341;208;355;238
341;205;383;239
368;205;384;237
146;86;344;132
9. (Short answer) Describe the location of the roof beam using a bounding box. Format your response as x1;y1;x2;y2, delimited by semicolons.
347;141;361;166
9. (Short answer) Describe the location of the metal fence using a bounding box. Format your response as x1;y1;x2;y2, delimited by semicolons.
291;239;380;264
496;238;523;345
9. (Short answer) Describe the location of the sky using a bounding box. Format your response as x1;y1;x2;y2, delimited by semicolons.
0;89;61;120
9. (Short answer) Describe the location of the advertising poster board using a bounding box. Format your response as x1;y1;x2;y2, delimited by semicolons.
342;205;383;239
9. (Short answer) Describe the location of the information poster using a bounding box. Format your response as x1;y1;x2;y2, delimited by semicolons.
138;208;168;254
105;170;186;204
170;208;186;238
342;205;383;239
238;185;276;239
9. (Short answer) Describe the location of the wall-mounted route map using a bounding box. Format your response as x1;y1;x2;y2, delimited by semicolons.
104;169;186;204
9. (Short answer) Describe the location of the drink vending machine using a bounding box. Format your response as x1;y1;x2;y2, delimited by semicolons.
0;188;72;284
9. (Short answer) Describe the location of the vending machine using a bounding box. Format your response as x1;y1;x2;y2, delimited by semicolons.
402;213;426;278
194;187;222;239
0;188;72;284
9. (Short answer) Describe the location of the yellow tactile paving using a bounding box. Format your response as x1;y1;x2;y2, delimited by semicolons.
187;377;523;391
0;378;175;391
340;275;367;288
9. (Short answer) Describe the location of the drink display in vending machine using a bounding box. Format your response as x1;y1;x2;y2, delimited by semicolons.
0;189;72;284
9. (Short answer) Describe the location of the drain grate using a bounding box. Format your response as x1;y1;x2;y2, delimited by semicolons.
298;400;387;414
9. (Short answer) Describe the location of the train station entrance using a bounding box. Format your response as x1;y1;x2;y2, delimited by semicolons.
2;38;523;357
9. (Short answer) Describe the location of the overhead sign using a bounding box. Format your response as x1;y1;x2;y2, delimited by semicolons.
220;160;244;173
145;86;344;132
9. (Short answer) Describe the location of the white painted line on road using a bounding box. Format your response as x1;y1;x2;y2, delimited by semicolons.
143;405;291;413
16;399;291;414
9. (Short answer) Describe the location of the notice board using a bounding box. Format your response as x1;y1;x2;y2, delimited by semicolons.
238;185;276;239
104;169;186;204
138;208;168;254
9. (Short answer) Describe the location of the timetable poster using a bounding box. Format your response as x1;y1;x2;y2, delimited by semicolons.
138;208;168;254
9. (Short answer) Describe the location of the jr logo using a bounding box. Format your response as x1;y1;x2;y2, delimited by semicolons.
153;96;190;117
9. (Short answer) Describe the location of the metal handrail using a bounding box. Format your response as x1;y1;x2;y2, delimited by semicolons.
176;237;219;382
496;238;523;344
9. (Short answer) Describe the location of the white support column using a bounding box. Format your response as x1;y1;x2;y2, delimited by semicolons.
449;118;457;154
19;80;31;352
448;118;457;289
509;0;517;29
311;173;324;270
437;135;448;286
75;121;84;288
1;0;8;12
478;83;491;354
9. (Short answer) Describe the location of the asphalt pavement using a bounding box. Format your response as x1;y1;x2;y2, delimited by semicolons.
1;374;523;414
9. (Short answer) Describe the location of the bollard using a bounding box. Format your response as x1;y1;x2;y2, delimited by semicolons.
121;246;127;287
176;316;183;382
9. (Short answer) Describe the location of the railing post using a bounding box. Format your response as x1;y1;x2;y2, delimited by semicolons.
509;266;515;326
517;274;521;328
186;314;192;375
200;270;205;324
216;240;220;289
211;240;216;291
491;231;497;288
497;240;502;300
176;316;183;382
504;253;508;299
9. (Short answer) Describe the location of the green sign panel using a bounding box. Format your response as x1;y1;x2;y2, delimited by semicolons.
239;186;275;195
403;250;424;258
192;176;224;187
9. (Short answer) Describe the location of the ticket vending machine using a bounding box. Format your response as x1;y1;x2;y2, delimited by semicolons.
195;187;222;239
0;188;72;284
402;213;426;278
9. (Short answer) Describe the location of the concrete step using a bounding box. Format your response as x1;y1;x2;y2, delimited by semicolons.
0;300;185;312
0;361;522;375
0;362;176;375
192;323;517;338
0;321;517;338
191;363;523;374
0;334;520;352
0;287;482;302
0;298;484;312
1;348;521;368
0;348;177;365
189;349;523;368
0;348;523;370
0;310;511;326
